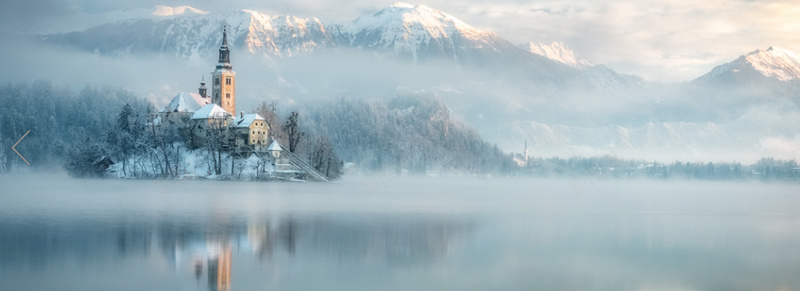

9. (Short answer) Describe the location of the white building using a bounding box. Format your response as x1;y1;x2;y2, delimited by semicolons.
190;104;232;148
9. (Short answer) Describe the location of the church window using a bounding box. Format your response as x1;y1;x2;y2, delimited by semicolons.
215;78;220;85
226;93;230;99
226;78;231;85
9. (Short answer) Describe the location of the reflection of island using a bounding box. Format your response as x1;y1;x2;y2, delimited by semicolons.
245;216;468;265
0;214;470;290
6;208;800;291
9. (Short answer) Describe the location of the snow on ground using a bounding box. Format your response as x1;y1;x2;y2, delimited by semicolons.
108;144;275;180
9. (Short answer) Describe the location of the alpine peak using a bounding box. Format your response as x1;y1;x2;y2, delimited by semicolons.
522;41;592;68
152;5;209;17
389;2;417;9
742;46;800;81
350;2;487;41
695;46;800;83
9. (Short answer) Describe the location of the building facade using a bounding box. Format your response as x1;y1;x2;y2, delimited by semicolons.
212;26;236;115
231;112;270;152
190;104;233;148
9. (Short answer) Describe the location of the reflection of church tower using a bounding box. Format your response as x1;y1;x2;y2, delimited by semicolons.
212;26;236;114
208;246;232;291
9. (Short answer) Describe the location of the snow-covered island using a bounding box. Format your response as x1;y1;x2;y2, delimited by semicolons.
63;27;336;182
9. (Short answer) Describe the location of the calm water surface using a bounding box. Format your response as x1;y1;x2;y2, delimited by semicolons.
1;173;800;290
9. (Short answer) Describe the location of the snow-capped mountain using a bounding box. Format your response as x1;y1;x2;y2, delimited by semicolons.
152;5;209;16
42;9;338;58
695;46;800;84
42;2;648;91
346;2;514;63
44;3;511;60
43;3;538;67
521;41;592;69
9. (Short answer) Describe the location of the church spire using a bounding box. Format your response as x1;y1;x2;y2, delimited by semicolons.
222;25;228;47
198;75;207;98
211;25;236;115
217;25;231;69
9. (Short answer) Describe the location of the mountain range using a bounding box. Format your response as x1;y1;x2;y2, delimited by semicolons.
31;3;800;162
43;3;645;90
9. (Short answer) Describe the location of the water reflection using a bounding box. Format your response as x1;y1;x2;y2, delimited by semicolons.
0;213;470;291
3;176;800;290
206;244;231;291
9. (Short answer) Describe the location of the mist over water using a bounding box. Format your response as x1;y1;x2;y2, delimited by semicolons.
2;173;799;290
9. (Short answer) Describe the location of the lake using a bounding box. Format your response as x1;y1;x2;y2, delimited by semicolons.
1;173;799;290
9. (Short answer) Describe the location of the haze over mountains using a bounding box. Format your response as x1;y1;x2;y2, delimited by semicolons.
10;3;800;162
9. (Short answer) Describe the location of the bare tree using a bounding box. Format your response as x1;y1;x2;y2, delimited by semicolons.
310;136;343;179
284;111;304;153
255;101;284;140
204;118;230;175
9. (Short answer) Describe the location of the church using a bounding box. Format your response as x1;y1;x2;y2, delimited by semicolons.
154;26;327;181
157;26;269;153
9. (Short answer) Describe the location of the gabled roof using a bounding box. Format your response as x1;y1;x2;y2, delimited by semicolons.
159;92;209;113
191;104;231;120
231;113;266;128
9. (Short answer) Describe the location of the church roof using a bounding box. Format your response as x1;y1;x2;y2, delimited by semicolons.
191;104;231;120
231;113;265;128
159;92;209;113
267;140;283;151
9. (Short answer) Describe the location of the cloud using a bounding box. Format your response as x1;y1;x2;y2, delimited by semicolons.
760;137;800;160
449;0;800;81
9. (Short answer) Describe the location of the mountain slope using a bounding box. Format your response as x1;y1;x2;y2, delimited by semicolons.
521;41;592;68
695;47;800;85
42;9;339;58
346;2;514;64
152;5;209;16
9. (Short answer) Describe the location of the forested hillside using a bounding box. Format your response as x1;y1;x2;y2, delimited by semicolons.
300;93;515;174
0;81;149;171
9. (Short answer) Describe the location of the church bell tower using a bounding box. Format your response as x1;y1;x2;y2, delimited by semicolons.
198;75;207;98
212;26;236;114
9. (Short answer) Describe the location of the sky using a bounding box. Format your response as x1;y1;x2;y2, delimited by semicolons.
2;0;800;82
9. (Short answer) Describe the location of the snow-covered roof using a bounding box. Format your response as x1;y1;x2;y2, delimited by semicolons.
267;140;283;151
231;113;265;128
159;92;209;113
191;104;231;120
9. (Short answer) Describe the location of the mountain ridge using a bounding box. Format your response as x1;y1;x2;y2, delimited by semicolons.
521;41;593;69
41;3;648;94
695;46;800;85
